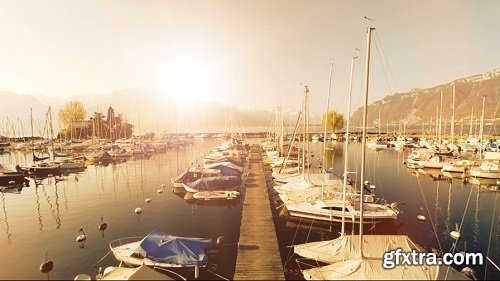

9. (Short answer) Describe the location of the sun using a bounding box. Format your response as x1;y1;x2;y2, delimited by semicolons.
163;57;215;104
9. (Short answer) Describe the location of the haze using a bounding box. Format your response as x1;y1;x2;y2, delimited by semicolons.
0;0;499;116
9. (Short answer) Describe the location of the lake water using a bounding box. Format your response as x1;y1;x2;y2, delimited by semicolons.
0;139;498;280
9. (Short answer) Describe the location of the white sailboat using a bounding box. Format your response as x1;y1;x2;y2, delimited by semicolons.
293;27;471;280
280;47;397;224
469;96;500;179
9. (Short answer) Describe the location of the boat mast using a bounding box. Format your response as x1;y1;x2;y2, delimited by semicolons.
469;107;474;138
451;84;455;146
359;27;374;257
322;60;334;201
438;90;443;145
341;55;357;236
479;96;485;161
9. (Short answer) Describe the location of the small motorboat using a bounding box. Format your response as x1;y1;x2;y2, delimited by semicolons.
109;230;219;269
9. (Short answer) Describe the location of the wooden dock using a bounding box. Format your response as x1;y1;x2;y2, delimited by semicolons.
234;145;285;280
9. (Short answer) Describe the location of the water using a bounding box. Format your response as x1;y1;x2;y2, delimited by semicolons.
271;141;499;280
0;138;241;280
0;139;499;280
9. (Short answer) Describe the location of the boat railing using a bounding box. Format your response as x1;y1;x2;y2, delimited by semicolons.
109;236;143;249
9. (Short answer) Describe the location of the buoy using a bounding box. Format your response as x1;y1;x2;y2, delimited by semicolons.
161;184;165;188
157;189;163;194
417;215;427;222
145;198;151;203
40;260;54;273
40;251;54;274
450;230;461;240
98;216;107;231
76;228;86;242
134;207;143;214
450;223;461;239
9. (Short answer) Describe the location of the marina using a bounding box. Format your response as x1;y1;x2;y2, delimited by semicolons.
0;136;498;279
0;1;499;280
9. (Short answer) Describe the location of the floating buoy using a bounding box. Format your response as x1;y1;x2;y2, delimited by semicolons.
145;198;151;203
98;216;107;231
134;207;143;214
76;228;86;242
40;260;54;273
450;230;461;240
450;223;461;239
161;184;165;188
40;251;54;274
157;189;163;194
417;215;427;222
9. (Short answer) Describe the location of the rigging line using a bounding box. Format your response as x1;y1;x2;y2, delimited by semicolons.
305;218;314;243
451;181;475;254
415;176;443;253
484;190;498;278
374;30;398;93
486;92;500;135
373;32;393;96
283;217;302;268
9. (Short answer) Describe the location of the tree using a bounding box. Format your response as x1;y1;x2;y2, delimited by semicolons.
322;111;344;132
58;101;86;138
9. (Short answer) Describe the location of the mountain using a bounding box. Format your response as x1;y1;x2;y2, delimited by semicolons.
350;68;500;131
1;68;499;136
0;87;275;136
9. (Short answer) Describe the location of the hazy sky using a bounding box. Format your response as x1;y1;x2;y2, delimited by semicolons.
0;0;499;116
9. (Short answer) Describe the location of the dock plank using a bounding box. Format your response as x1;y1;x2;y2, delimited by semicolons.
234;146;284;280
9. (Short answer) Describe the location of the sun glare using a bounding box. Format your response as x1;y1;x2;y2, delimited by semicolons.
164;57;215;104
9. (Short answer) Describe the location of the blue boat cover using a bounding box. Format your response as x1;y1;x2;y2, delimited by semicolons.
186;176;241;191
204;162;243;176
134;230;213;267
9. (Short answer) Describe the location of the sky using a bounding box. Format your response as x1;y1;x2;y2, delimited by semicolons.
0;0;499;117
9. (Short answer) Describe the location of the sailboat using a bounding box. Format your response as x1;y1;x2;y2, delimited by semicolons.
280;57;397;224
470;96;500;179
293;27;471;280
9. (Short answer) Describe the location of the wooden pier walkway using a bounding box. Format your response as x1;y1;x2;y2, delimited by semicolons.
234;145;284;280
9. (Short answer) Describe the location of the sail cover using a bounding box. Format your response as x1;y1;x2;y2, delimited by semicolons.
303;258;470;280
294;235;424;264
204;162;243;176
131;230;213;267
185;176;241;191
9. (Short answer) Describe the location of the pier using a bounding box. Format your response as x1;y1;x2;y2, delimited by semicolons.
234;144;284;280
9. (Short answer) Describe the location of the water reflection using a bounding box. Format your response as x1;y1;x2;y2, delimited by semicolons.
1;192;12;242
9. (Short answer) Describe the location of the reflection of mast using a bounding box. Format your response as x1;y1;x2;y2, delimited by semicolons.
35;186;44;232
434;181;440;233
445;181;452;235
41;182;61;229
1;192;12;242
472;186;480;246
54;180;62;229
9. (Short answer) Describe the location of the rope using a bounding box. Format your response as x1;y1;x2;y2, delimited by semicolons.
92;250;112;267
283;217;302;267
415;176;443;253
305;219;314;243
484;192;498;278
451;182;475;254
207;270;230;281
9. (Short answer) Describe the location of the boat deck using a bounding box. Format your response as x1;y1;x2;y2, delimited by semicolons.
234;145;284;280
